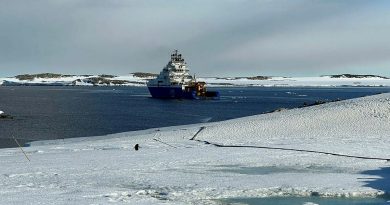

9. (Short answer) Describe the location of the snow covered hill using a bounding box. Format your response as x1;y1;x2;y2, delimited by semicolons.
1;93;389;204
0;73;151;86
1;73;390;87
199;75;390;87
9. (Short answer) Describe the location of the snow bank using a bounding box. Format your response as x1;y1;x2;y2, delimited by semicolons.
0;93;389;204
197;93;390;158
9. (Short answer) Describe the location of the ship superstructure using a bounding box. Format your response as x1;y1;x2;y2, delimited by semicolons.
147;50;219;99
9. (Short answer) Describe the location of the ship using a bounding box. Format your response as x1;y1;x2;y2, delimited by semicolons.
147;50;220;99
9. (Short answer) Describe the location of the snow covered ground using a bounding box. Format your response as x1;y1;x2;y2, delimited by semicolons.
0;74;149;86
198;76;390;87
1;74;390;87
0;93;390;204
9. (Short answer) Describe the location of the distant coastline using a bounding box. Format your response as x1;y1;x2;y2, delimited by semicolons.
1;72;390;87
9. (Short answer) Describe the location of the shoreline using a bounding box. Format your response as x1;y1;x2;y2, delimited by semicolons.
2;88;384;150
2;74;390;87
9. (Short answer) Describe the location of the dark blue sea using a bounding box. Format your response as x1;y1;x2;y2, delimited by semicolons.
0;86;389;148
222;196;390;205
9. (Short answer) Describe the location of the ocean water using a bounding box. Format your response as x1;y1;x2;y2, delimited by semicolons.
0;86;389;148
221;196;390;205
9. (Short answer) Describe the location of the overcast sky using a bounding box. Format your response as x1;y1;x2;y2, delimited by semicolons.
1;0;389;77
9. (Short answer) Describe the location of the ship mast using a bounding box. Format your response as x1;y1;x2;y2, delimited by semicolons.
171;50;185;63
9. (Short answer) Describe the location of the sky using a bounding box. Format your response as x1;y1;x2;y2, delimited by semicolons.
0;0;389;77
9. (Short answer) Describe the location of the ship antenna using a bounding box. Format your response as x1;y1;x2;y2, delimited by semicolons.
172;49;178;62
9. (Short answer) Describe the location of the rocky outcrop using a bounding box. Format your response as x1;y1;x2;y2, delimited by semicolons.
0;111;13;119
131;72;157;78
15;73;92;81
326;74;389;79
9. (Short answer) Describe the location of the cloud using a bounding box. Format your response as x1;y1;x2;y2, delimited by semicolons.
0;0;389;76
218;1;390;75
